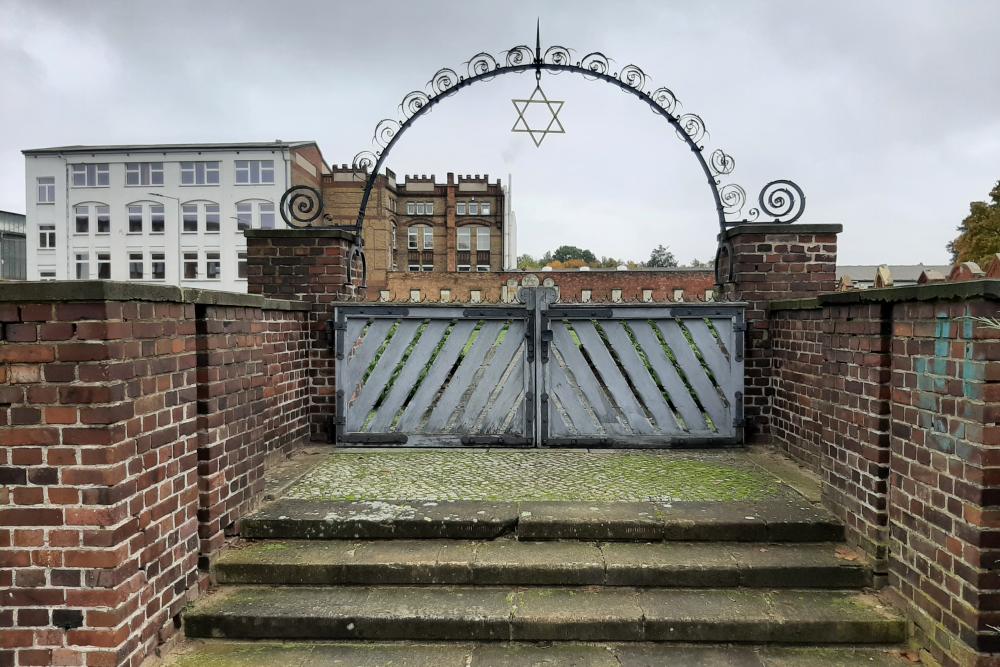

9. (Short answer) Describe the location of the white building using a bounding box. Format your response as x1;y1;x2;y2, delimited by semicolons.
23;141;328;292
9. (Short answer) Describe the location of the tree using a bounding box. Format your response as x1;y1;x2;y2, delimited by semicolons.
686;258;712;268
948;181;1000;266
646;245;678;268
552;245;597;264
517;254;542;270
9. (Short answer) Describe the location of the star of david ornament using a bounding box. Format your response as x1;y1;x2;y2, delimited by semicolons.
511;83;565;147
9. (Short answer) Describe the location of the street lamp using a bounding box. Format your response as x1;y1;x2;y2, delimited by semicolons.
148;192;183;285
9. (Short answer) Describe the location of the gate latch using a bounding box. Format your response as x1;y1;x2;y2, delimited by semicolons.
540;330;553;363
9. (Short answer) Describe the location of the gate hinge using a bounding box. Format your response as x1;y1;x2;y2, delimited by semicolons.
732;391;744;428
540;330;553;364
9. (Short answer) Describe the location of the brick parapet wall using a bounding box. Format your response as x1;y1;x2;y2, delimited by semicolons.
768;281;1000;667
244;229;364;441
719;224;842;442
0;282;311;667
377;269;716;303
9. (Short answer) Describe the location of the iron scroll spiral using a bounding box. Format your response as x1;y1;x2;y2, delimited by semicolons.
295;34;809;234
279;185;325;228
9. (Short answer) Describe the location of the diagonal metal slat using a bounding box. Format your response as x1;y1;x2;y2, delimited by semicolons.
395;320;478;432
460;322;525;432
480;349;526;433
367;320;451;432
627;321;709;433
546;350;601;435
344;319;395;398
347;320;422;431
423;320;504;432
550;322;623;431
684;320;731;390
655;321;729;432
600;321;681;434
572;321;655;435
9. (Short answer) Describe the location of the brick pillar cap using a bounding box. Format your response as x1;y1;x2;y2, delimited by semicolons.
720;223;843;240
245;229;360;241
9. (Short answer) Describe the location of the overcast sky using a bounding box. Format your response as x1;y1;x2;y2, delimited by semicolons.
2;0;999;265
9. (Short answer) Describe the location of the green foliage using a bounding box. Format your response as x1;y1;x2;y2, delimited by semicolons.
552;245;597;263
686;258;712;268
646;244;678;268
517;254;542;270
948;180;1000;266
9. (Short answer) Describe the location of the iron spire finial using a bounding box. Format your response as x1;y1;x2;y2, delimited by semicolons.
534;19;542;79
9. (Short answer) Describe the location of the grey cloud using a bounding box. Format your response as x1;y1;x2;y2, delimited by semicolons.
1;0;999;264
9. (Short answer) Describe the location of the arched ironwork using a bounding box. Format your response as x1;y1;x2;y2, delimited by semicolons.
280;27;806;239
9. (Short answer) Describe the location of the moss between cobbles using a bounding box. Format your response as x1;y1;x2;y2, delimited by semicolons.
283;451;783;503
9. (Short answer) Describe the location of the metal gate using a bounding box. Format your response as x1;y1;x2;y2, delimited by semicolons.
331;288;744;447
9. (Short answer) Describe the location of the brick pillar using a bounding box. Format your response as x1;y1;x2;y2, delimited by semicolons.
717;223;841;442
245;229;365;440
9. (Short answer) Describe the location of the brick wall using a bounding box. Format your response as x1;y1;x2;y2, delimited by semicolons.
377;268;716;303
244;229;364;441
768;281;1000;667
0;282;311;667
719;223;841;441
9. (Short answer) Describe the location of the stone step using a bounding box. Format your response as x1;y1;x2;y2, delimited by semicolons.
216;539;871;589
240;498;843;542
164;640;916;666
184;586;905;644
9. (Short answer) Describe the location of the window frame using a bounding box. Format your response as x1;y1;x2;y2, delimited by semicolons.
180;161;221;186
125;162;164;187
38;224;56;249
128;251;144;280
182;251;199;280
70;163;110;188
74;252;90;280
234;159;275;185
36;177;56;204
150;252;166;281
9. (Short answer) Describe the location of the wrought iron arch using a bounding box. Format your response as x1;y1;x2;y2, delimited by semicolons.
280;28;806;241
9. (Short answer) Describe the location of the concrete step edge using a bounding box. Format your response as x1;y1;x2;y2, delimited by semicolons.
184;585;907;644
215;540;872;588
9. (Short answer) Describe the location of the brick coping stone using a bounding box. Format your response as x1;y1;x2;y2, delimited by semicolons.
0;279;311;310
719;223;844;240
768;278;1000;310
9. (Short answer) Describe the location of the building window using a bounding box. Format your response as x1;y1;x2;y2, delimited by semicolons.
205;204;220;233
151;205;164;234
38;224;56;249
468;201;479;215
236;200;275;230
407;227;418;250
481;202;491;215
581;289;592;303
73;203;110;234
206;251;221;279
128;205;143;233
407;201;433;215
151;252;166;280
39;267;56;280
127;202;163;234
74;252;89;280
440;289;451;303
180;161;220;186
470;290;482;304
410;289;421;303
96;252;111;279
183;252;199;279
406;202;414;215
37;177;55;204
70;163;109;187
673;288;684;302
125;162;164;187
182;204;198;233
237;252;247;279
389;221;398;271
476;227;490;271
235;160;274;185
457;202;466;215
611;289;623;303
129;252;144;279
642;289;653;302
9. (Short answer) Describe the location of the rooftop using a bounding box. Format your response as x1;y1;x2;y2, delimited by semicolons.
22;140;319;156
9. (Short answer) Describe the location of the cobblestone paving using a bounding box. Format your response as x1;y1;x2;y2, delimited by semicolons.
284;450;785;502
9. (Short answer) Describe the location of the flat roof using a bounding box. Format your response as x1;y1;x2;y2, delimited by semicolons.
22;141;318;156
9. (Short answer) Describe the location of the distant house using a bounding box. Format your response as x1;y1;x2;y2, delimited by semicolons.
0;210;26;280
836;264;951;290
